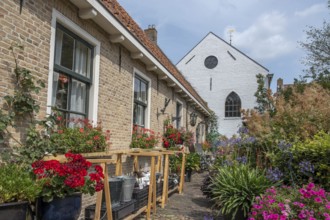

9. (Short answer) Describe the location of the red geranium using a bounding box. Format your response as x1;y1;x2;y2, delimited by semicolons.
32;152;104;202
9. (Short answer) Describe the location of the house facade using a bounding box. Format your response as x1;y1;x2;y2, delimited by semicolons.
0;0;210;217
177;32;272;137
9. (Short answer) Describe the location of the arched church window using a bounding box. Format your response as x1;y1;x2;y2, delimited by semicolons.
225;92;241;117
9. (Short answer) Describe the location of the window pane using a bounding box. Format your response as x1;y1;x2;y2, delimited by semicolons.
53;73;69;110
70;79;87;114
140;81;147;103
134;78;140;100
59;31;74;70
75;41;91;78
68;113;85;128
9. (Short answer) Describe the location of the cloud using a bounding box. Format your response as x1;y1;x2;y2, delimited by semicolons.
226;11;295;60
294;3;327;17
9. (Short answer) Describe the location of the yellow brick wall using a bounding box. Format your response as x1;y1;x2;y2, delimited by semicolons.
0;0;207;218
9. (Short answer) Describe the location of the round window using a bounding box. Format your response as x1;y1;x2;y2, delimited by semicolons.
204;56;218;69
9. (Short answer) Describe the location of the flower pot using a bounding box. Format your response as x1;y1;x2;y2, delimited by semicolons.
103;177;123;208
37;193;82;220
185;169;192;182
0;201;32;220
120;176;136;202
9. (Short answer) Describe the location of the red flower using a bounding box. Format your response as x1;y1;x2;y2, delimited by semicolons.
79;128;84;133
93;135;100;140
58;130;63;134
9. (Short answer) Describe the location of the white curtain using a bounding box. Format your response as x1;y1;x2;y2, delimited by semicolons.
75;42;91;78
70;79;86;114
51;72;59;107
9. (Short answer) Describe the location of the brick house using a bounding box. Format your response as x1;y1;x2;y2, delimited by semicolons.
177;32;273;137
0;0;211;217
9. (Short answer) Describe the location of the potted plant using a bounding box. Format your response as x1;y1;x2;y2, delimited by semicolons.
0;164;43;220
162;124;184;149
184;153;201;182
130;126;159;149
32;152;104;220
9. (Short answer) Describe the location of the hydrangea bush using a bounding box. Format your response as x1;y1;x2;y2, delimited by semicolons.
248;183;330;220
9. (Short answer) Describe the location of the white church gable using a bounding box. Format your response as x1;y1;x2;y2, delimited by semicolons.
177;32;271;137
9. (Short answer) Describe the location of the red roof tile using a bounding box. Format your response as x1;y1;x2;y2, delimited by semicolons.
100;0;209;113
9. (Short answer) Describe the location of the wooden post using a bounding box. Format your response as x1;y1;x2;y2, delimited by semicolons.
179;153;185;194
94;163;112;220
115;153;122;176
161;154;169;208
156;155;161;172
147;156;156;219
103;164;112;220
133;155;139;172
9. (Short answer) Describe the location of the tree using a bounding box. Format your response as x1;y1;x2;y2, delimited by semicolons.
300;17;330;89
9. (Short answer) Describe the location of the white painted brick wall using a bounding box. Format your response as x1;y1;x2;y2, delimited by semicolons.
177;33;270;137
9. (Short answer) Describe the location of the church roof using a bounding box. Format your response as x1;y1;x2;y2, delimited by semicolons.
177;32;269;72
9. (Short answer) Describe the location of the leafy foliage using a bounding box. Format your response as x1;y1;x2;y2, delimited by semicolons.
300;20;330;87
243;83;330;142
130;126;159;149
0;44;44;145
210;164;272;219
185;152;201;171
0;164;43;203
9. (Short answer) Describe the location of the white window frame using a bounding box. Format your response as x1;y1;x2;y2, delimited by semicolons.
132;68;151;129
46;9;101;124
175;99;183;129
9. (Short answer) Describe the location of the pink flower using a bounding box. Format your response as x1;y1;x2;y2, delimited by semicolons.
314;197;322;203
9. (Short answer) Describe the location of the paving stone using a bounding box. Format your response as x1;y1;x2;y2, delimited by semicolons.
137;172;224;220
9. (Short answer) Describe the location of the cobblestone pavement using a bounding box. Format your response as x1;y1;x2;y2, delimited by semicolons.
137;172;223;220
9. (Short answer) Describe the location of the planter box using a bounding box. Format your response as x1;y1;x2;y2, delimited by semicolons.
132;187;149;212
0;201;31;220
156;182;163;197
85;200;135;220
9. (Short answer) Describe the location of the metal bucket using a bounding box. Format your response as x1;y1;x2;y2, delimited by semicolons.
120;176;136;202
103;177;123;207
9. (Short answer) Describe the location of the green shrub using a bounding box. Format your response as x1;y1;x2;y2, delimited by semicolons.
210;164;272;219
0;164;42;203
185;153;201;171
292;131;330;189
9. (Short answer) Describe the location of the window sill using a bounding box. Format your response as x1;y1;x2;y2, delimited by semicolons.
224;117;241;120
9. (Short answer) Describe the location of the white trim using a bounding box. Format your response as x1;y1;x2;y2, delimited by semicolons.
77;0;209;115
46;9;101;124
176;99;183;128
132;68;151;129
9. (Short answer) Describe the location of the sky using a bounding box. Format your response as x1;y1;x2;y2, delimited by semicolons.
117;0;329;90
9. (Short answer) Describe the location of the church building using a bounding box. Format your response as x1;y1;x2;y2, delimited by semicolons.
177;32;273;137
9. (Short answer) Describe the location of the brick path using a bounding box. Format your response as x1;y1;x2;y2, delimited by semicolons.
138;172;223;220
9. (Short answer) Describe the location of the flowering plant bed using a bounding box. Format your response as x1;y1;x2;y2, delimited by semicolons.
32;152;104;202
162;124;184;149
130;126;159;149
248;183;330;220
49;117;110;153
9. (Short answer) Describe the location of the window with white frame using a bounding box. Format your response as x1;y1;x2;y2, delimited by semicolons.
176;102;182;128
133;75;149;127
51;24;93;121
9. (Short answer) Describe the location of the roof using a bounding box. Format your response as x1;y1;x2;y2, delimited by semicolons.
177;32;269;72
99;0;210;112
